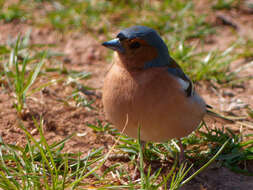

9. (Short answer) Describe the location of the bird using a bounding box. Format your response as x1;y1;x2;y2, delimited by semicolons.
102;25;231;143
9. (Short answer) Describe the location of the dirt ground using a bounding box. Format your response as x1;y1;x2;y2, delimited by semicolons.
0;1;253;189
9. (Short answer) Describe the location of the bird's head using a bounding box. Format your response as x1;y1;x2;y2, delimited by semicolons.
102;26;170;70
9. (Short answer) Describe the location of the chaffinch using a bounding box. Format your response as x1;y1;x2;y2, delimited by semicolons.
102;26;226;142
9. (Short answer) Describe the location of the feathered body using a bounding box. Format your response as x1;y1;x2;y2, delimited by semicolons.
103;53;206;141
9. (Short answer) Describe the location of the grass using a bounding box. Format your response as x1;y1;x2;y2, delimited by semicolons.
0;32;55;118
0;119;105;189
0;3;26;22
168;41;238;83
0;31;94;117
182;122;253;175
1;0;214;39
0;119;233;189
0;0;253;189
5;37;45;117
211;0;240;10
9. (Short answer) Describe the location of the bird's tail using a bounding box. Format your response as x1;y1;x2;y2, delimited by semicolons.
204;109;234;124
204;105;253;128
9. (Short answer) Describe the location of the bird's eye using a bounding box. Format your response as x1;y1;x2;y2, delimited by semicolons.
117;33;127;41
129;41;141;49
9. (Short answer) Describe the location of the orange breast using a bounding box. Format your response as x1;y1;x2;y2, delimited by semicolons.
102;58;206;142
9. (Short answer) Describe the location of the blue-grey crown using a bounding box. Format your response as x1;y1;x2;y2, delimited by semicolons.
118;25;171;67
117;26;169;58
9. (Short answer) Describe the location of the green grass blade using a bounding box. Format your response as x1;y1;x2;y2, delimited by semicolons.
23;53;46;95
181;138;230;187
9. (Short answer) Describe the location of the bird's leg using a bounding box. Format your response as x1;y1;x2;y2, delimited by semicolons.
132;140;146;180
178;140;186;165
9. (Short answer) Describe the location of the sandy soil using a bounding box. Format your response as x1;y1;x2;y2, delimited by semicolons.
0;1;252;189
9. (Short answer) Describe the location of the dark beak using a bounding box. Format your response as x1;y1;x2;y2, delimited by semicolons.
102;38;125;53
